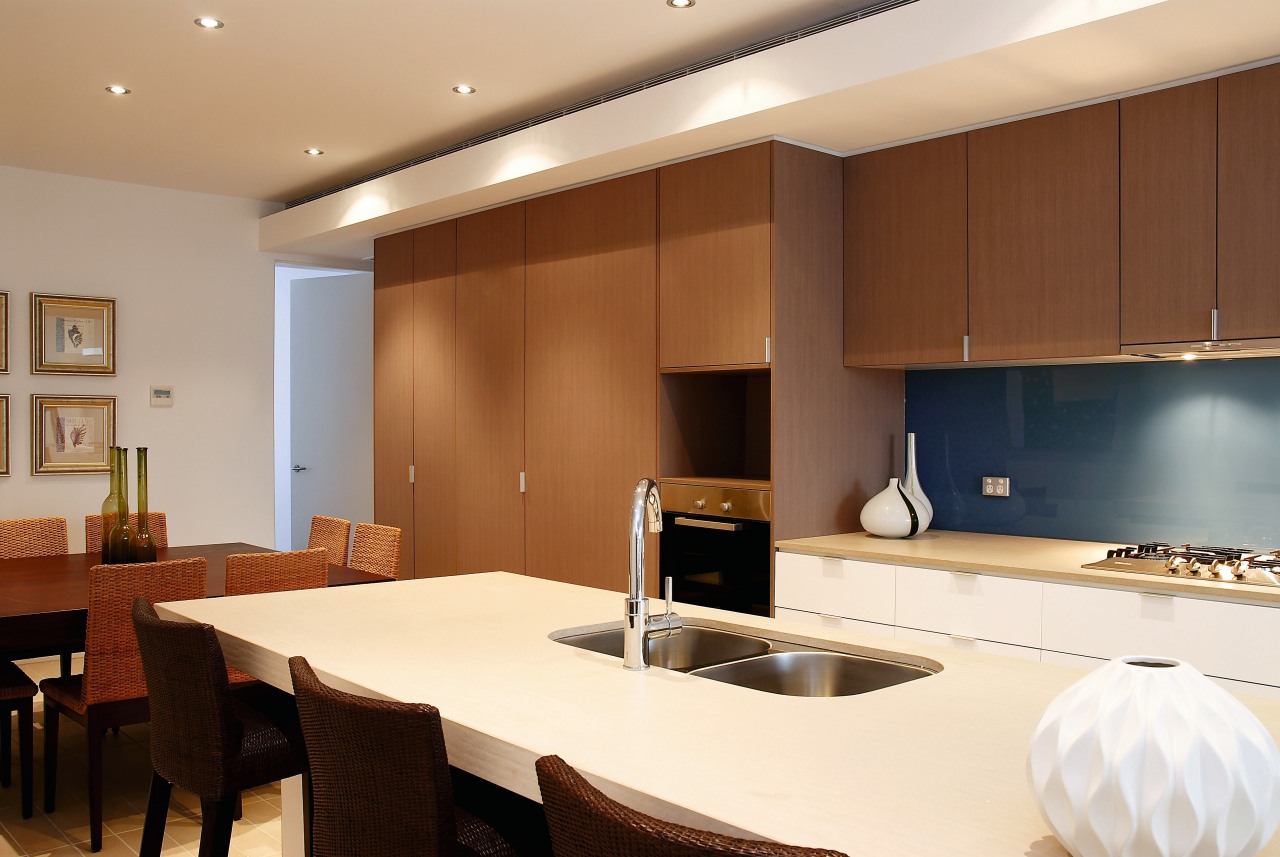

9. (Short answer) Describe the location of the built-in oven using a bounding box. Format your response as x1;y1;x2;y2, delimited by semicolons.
658;482;771;617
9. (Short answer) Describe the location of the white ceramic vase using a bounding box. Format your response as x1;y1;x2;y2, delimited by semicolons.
902;432;933;521
859;477;930;538
1028;656;1280;857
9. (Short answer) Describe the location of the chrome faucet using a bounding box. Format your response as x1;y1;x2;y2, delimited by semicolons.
623;478;682;670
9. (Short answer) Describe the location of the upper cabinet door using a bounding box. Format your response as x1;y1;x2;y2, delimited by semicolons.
1219;63;1280;341
968;103;1120;361
844;134;968;366
1120;80;1217;346
659;143;771;369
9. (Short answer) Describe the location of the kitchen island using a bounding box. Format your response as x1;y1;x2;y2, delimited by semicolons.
157;572;1280;857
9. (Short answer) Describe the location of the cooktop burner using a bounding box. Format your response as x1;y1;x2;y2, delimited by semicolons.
1083;542;1280;586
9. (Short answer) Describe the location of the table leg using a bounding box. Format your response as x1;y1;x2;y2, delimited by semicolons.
281;774;307;857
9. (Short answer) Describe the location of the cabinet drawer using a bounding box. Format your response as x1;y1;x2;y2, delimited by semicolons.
895;566;1042;648
774;552;895;625
774;607;895;640
895;626;1041;663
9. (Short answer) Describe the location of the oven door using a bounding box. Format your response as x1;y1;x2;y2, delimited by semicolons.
659;512;770;617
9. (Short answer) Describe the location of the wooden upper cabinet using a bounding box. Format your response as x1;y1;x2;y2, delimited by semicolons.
843;134;968;366
455;204;525;576
411;221;457;579
1219;63;1280;341
1120;80;1217;346
968;103;1120;361
372;230;415;579
660;143;772;368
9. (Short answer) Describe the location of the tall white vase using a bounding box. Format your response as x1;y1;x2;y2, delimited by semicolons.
902;432;933;521
1028;656;1280;857
859;477;930;538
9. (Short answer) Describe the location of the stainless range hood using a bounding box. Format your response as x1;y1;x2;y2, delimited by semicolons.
1121;338;1280;360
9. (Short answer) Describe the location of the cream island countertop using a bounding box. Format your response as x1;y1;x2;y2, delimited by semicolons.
157;572;1280;857
776;530;1280;606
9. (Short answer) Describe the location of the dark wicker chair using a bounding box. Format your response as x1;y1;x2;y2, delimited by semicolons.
1;516;76;677
0;661;37;819
288;655;518;857
132;598;309;857
535;755;849;857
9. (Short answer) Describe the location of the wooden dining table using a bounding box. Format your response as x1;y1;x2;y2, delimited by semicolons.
0;542;388;663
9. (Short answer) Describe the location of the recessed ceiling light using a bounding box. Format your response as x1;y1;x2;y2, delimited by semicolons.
452;85;476;95
194;17;224;29
667;0;695;8
304;148;324;156
105;85;131;95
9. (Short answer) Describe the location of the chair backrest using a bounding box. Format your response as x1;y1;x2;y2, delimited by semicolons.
131;597;241;797
225;548;328;596
0;517;69;560
307;516;351;567
534;755;849;857
349;523;401;580
83;558;207;705
289;655;458;857
85;512;169;553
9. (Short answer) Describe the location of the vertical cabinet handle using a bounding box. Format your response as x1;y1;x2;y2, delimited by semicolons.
962;335;971;362
1211;308;1220;341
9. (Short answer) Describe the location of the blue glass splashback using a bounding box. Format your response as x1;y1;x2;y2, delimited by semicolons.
904;358;1280;547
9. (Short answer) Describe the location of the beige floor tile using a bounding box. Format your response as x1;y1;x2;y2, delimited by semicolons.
228;824;281;857
0;832;21;857
112;824;192;856
0;807;71;855
60;833;138;856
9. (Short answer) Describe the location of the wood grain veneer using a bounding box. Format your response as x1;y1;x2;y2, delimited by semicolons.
1219;62;1280;341
968;102;1120;361
456;203;525;575
844;134;968;366
659;143;772;368
525;172;658;593
659;371;769;481
1120;79;1217;345
372;231;415;579
412;221;458;579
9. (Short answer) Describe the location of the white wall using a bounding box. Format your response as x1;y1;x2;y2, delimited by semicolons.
0;165;282;551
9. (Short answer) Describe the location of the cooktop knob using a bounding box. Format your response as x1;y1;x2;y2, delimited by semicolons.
720;501;733;513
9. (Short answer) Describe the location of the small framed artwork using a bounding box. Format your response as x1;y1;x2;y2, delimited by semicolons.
0;395;8;476
31;394;116;475
31;293;116;375
0;291;8;374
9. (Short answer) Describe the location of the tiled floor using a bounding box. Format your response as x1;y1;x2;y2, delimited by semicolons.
0;657;284;857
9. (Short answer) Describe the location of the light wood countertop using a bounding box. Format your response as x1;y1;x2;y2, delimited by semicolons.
775;530;1280;606
158;572;1280;856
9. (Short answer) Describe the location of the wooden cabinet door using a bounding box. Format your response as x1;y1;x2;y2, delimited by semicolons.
1219;63;1280;340
412;222;457;579
372;231;415;579
1120;80;1217;345
659;143;771;368
526;172;658;592
968;103;1120;361
844;134;968;366
455;203;525;575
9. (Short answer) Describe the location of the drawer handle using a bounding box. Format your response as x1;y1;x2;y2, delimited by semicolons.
1139;592;1173;599
818;614;843;622
948;634;977;642
950;571;979;578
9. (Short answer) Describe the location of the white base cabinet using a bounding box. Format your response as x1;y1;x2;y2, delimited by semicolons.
774;606;895;639
895;565;1042;648
894;626;1041;663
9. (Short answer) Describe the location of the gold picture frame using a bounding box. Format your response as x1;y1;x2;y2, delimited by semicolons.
32;394;116;475
0;291;9;374
31;293;116;375
0;395;8;476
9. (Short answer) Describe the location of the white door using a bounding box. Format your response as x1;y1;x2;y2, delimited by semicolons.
288;273;374;551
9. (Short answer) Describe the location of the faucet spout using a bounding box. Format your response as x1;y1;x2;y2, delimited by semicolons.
628;479;662;600
624;478;680;670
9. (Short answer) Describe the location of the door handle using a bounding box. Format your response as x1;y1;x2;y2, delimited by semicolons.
291;465;308;473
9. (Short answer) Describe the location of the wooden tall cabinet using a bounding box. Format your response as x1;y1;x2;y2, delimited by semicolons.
967;102;1120;361
526;173;659;591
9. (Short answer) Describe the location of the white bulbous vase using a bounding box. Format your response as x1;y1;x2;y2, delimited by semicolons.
1028;656;1280;857
859;477;930;538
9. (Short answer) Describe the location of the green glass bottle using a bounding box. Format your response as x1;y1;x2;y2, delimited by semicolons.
99;446;123;560
131;447;157;562
107;447;134;564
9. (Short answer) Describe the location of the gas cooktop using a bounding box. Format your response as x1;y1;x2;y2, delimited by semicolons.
1083;542;1280;586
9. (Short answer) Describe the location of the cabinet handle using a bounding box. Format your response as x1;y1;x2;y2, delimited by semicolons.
1139;591;1173;600
764;337;772;364
1211;308;1220;341
948;634;977;642
818;614;843;622
962;334;970;362
950;570;978;578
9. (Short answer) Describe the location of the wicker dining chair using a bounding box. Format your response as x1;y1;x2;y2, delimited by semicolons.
288;655;518;857
0;661;37;819
40;557;208;853
223;548;329;684
85;512;169;554
307;515;351;567
349;523;401;580
0;517;75;677
535;755;849;857
132;598;308;857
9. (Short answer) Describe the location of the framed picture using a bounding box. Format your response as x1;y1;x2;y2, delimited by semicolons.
0;395;8;476
0;291;8;374
31;394;115;475
31;293;116;375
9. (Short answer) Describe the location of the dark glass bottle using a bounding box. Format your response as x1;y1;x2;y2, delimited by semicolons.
99;446;123;560
131;447;157;562
107;447;134;564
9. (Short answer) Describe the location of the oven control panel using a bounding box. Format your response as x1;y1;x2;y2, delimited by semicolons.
658;482;771;522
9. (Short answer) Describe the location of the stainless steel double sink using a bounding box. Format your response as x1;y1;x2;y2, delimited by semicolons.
552;624;939;697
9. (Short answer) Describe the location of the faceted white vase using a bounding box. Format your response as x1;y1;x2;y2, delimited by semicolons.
1028;656;1280;857
859;477;930;538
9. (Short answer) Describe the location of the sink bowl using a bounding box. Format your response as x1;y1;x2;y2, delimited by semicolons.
690;651;933;697
556;626;771;671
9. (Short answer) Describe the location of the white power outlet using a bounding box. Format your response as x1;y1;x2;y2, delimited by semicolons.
982;476;1011;497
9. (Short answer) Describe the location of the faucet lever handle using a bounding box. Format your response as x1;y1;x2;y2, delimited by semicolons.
664;576;674;616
